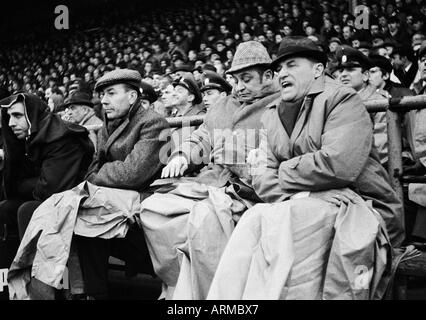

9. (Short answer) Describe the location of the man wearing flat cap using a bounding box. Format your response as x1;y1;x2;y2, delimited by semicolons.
139;40;280;299
200;70;232;110
61;91;103;151
206;36;403;299
72;68;170;299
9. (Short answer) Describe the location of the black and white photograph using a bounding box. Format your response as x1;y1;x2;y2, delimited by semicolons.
0;0;426;307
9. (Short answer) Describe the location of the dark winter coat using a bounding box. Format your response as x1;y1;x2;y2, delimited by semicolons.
0;93;94;201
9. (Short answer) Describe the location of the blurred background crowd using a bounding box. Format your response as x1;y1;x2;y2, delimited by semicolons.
0;0;425;116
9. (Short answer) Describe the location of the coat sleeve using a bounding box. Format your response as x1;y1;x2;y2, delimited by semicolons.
88;117;170;189
252;126;290;203
170;122;212;171
277;88;373;193
32;137;91;201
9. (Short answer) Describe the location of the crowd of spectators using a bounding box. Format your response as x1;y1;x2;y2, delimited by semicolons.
1;0;426;110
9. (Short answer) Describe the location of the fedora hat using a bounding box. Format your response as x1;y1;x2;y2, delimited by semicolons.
270;36;327;71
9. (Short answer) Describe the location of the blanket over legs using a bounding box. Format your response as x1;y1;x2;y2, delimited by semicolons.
8;181;140;300
206;195;391;300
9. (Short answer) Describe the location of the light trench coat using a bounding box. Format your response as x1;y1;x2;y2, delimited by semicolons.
205;76;403;300
253;76;404;248
140;89;280;299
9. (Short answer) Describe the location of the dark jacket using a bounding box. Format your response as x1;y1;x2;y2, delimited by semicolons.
0;93;94;201
85;98;170;191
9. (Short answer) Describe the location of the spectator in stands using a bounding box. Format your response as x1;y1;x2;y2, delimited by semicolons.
170;77;204;118
61;91;103;151
207;35;402;301
47;92;64;113
139;41;280;300
335;45;389;166
412;41;426;94
391;46;418;88
200;70;233;110
75;69;170;300
0;93;94;297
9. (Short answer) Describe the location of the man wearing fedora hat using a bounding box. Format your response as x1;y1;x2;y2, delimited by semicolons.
205;36;403;299
138;40;280;299
62;91;103;151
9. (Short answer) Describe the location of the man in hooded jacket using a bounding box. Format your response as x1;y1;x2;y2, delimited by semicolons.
0;93;94;269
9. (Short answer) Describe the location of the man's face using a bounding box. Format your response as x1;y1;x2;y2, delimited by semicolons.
369;67;387;89
100;84;136;119
370;25;380;35
141;99;151;110
161;84;176;108
392;53;403;68
276;57;322;102
343;27;352;40
202;89;225;109
338;67;367;91
172;85;193;107
65;104;89;123
329;41;339;53
232;68;268;102
419;55;426;81
7;102;30;140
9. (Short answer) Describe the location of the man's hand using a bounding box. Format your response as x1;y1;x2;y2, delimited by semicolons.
0;149;4;160
161;155;189;178
309;188;358;206
246;148;267;176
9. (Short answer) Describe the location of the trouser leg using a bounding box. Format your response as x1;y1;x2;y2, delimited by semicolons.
75;235;110;298
0;199;25;268
111;224;155;277
17;200;42;240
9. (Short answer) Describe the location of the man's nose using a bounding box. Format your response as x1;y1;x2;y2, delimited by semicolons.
278;67;289;79
236;81;245;92
101;94;109;104
8;117;16;127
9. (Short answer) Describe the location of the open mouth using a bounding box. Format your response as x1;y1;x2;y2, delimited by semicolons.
281;82;293;89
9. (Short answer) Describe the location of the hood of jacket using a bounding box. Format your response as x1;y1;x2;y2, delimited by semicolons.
0;93;91;157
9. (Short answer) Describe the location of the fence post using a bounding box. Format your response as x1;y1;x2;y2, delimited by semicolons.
386;109;405;230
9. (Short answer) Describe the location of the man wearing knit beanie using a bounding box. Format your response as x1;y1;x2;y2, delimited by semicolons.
138;40;280;300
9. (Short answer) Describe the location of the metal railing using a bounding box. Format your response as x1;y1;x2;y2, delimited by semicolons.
84;94;426;206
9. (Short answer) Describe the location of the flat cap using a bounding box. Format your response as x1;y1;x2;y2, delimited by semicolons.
173;76;202;105
335;45;372;70
369;54;393;74
270;36;327;71
94;69;142;92
226;41;272;74
200;70;232;93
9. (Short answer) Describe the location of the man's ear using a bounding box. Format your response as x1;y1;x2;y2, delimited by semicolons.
128;90;138;104
362;70;370;82
187;93;195;103
263;69;274;82
383;72;390;81
220;91;227;98
313;63;325;79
